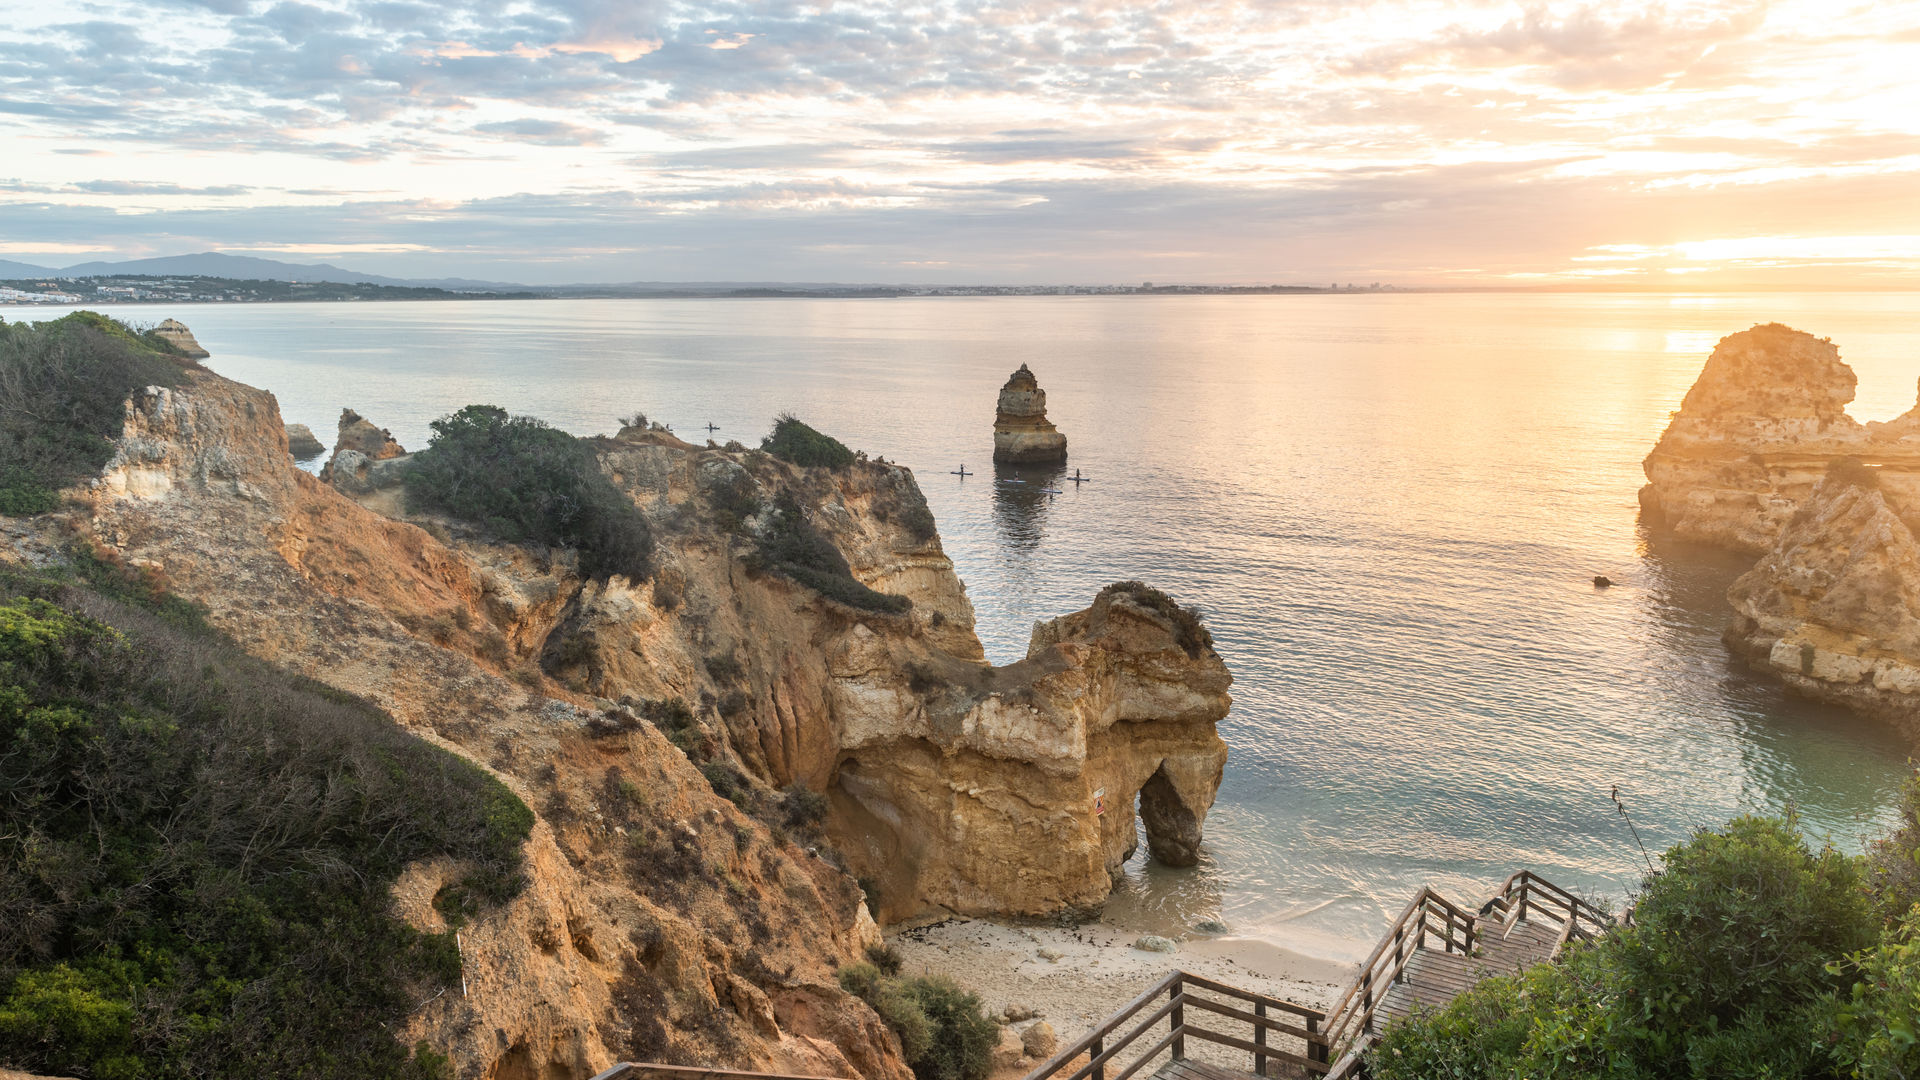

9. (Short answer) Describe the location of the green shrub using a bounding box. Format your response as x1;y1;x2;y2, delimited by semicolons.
1833;908;1920;1080
866;943;904;976
752;494;910;614
0;312;194;515
779;783;829;832
761;413;855;469
838;966;992;1080
1869;772;1920;922
0;570;531;1079
1100;581;1212;658
404;404;652;581
900;975;998;1080
705;653;746;683
1621;815;1871;1043
701;761;757;811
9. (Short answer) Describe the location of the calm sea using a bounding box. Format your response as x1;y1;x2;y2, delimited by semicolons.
30;292;1920;959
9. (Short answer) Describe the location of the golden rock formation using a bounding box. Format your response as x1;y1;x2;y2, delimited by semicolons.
10;357;1234;1075
992;364;1068;464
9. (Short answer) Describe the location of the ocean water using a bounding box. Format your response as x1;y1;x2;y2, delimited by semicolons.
30;292;1920;959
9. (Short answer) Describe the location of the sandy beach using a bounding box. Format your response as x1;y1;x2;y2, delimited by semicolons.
887;916;1360;1070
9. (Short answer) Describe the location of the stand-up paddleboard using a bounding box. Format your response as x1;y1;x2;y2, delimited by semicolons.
996;478;1026;485
705;422;721;432
951;465;972;476
1037;487;1063;494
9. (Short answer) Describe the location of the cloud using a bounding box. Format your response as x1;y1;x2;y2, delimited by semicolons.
0;0;1915;283
472;118;607;145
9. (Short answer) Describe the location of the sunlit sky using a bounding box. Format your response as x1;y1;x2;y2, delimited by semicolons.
3;0;1918;285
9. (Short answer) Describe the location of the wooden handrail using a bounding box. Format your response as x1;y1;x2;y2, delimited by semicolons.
1020;972;1330;1080
592;1066;854;1080
1322;869;1612;1060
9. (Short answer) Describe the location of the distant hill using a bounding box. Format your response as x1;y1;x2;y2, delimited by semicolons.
51;251;527;291
0;259;55;277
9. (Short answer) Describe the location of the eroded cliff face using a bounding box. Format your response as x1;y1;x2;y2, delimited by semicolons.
1646;323;1920;740
991;365;1068;465
1726;465;1920;740
7;348;1233;1075
1640;323;1920;552
12;370;903;1080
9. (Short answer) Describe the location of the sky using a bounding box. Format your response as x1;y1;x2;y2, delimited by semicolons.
2;0;1918;286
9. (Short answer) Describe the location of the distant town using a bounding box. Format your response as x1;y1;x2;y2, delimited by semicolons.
0;275;536;306
0;273;1399;306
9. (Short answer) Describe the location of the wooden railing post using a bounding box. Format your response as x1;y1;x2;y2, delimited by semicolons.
1307;1015;1324;1065
1170;982;1185;1062
1090;1037;1104;1080
1360;969;1373;1035
1253;1000;1266;1076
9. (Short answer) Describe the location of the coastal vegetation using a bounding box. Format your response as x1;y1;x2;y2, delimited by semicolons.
1102;581;1212;658
403;403;654;581
1371;800;1920;1080
0;556;533;1079
838;957;998;1080
751;493;911;613
762;413;855;469
0;311;194;515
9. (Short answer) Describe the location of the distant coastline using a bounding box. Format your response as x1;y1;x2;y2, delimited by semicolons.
7;272;1912;308
1;273;1394;306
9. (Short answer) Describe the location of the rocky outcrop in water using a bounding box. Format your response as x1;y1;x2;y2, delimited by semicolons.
1640;323;1920;552
1726;460;1920;740
284;422;326;459
1646;324;1920;740
11;356;1232;1075
993;364;1068;464
151;318;210;358
331;407;407;460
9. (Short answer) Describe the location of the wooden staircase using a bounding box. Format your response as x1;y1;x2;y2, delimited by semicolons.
1016;869;1614;1080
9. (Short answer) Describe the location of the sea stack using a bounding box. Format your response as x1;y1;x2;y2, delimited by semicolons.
151;318;210;358
992;363;1068;464
284;423;326;459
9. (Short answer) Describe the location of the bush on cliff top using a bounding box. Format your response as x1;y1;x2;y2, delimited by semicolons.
404;404;653;581
751;493;910;614
1370;812;1885;1080
1101;581;1212;658
0;312;195;515
761;413;855;469
0;565;532;1079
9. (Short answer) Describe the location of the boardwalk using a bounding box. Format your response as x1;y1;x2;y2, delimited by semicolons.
1372;914;1562;1029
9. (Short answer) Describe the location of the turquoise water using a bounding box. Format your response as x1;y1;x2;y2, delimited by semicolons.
32;292;1920;959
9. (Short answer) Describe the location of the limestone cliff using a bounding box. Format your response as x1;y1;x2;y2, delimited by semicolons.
1726;461;1920;740
1639;323;1920;552
1645;323;1920;740
992;365;1068;465
7;334;1233;1076
22;369;901;1080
